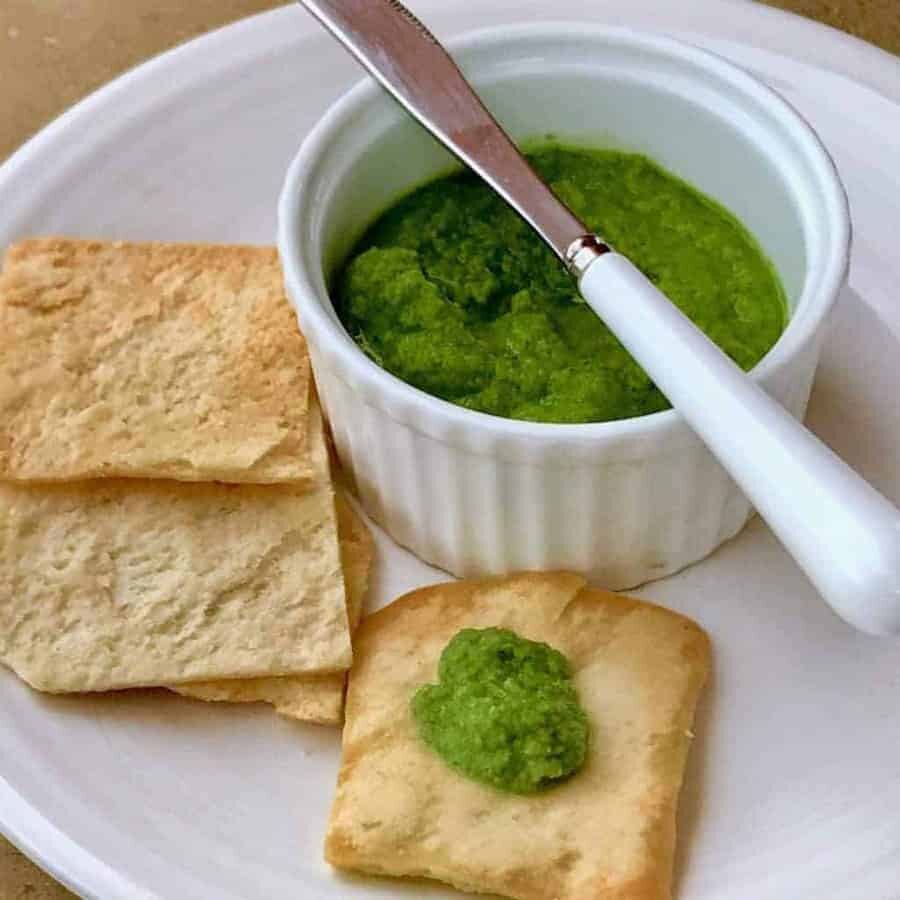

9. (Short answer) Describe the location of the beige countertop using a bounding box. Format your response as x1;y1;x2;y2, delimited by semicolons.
0;1;897;897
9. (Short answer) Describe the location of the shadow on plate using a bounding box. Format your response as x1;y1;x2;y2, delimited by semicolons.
24;682;342;752
806;285;900;505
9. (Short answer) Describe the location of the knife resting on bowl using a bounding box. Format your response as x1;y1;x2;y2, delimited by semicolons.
296;0;900;636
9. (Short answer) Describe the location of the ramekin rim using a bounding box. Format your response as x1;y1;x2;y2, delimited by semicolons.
277;21;851;445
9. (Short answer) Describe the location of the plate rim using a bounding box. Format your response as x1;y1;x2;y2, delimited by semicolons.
2;0;900;199
0;776;140;900
1;2;899;897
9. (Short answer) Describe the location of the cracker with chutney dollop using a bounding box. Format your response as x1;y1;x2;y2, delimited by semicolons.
325;572;710;900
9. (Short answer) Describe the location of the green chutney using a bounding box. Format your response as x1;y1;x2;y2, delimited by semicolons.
337;145;787;424
411;627;589;794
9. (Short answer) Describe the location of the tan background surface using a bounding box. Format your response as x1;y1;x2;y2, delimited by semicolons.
0;0;897;896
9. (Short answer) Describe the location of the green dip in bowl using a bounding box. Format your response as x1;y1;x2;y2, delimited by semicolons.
336;144;786;424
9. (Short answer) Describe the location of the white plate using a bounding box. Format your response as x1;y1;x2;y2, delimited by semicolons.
1;2;899;898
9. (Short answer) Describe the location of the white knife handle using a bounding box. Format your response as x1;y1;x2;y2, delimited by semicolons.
579;252;900;636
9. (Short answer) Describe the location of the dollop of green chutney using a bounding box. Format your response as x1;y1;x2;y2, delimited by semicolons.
337;145;787;423
411;627;589;794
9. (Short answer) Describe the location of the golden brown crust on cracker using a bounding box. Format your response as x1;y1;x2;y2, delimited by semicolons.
325;572;710;900
0;238;312;483
172;672;347;726
335;494;374;633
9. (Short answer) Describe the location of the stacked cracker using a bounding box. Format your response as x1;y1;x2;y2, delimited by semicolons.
0;238;371;725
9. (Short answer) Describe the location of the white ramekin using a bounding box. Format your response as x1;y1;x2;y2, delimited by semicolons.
278;24;850;588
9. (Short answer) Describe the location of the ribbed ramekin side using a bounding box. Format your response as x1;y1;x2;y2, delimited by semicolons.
314;360;758;587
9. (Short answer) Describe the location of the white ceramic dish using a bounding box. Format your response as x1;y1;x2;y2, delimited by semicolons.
278;24;849;587
1;3;900;899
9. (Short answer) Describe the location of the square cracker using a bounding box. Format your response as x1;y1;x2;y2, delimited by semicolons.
172;494;375;725
0;238;313;483
0;415;351;692
325;572;710;900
